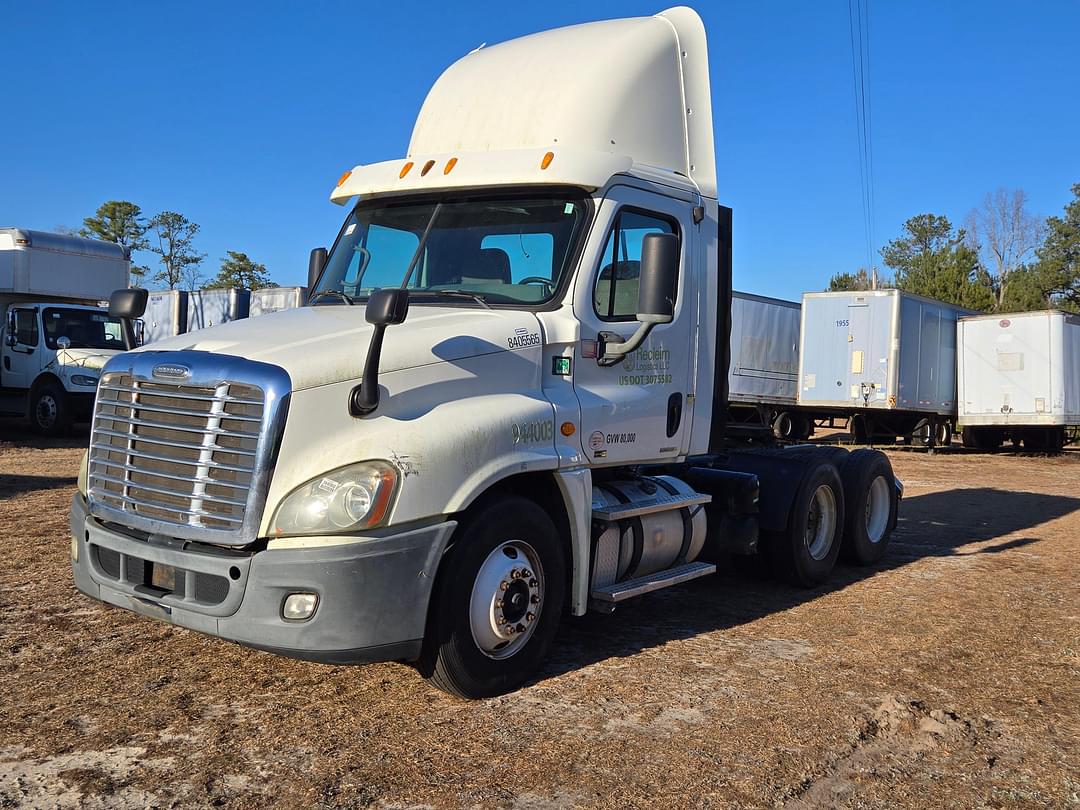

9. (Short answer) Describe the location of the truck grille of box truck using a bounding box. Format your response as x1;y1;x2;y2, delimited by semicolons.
87;373;267;542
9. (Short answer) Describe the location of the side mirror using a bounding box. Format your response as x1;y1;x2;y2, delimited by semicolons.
108;288;148;320
597;233;679;366
365;287;410;326
308;247;328;289
108;288;148;350
4;310;15;347
636;233;679;324
350;288;409;417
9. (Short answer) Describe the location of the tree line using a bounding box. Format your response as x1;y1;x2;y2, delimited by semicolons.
72;200;276;291
828;182;1080;313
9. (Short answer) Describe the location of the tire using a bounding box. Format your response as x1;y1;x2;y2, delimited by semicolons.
425;496;566;699
912;419;933;448
792;413;813;441
839;449;898;565
763;459;845;587
772;411;796;441
936;421;953;448
29;381;71;436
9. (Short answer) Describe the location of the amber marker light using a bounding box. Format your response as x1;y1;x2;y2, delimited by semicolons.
336;170;353;186
421;159;436;176
540;151;555;170
560;422;576;437
443;157;458;175
399;161;414;179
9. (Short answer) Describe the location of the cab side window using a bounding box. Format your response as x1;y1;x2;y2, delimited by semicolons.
14;309;38;346
593;210;677;321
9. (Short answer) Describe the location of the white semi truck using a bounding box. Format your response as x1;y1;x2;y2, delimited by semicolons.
1;228;132;434
70;8;902;698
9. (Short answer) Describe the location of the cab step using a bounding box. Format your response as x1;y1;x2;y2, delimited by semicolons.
592;492;711;522
590;560;716;605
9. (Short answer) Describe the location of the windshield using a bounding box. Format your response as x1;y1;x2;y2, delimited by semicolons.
42;308;125;351
312;195;589;307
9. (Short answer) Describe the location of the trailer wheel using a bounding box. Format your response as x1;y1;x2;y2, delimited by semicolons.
772;411;796;441
850;414;871;444
936;421;953;448
839;449;898;565
29;381;71;436
793;414;813;441
425;496;565;699
764;460;845;587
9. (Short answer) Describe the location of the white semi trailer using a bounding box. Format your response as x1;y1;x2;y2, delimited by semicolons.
70;8;902;698
1;228;132;433
958;310;1080;451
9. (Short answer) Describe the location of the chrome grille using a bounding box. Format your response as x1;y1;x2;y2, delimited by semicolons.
86;353;290;545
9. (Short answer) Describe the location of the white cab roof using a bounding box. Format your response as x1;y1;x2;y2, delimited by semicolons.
332;6;716;204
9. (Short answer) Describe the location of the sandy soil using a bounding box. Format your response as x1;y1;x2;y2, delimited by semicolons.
1;422;1077;808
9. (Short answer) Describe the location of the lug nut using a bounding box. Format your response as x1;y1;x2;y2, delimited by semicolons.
510;569;522;580
526;612;535;622
500;581;509;591
531;594;540;604
505;625;515;635
529;579;539;588
522;569;533;579
516;623;526;633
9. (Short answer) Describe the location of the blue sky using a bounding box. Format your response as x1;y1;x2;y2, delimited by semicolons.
3;1;1077;301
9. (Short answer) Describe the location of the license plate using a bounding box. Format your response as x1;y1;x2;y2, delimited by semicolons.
151;563;177;591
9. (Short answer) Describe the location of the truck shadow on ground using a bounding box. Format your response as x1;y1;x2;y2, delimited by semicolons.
542;487;1080;682
0;420;89;450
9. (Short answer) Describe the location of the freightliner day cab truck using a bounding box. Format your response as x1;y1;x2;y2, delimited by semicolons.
1;228;132;434
70;8;902;698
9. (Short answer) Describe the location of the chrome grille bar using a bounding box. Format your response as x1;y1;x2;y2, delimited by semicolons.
86;352;291;546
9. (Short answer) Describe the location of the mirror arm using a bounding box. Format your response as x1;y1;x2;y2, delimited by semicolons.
597;315;669;367
119;318;137;351
349;324;389;416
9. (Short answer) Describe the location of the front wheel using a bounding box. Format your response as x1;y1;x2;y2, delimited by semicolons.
425;496;566;699
30;382;71;436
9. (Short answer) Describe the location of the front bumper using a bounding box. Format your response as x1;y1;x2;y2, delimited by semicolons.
70;493;456;664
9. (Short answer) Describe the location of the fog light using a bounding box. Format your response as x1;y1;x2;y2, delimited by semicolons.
282;592;318;621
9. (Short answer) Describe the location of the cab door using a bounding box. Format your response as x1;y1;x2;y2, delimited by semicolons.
572;186;695;464
2;307;40;389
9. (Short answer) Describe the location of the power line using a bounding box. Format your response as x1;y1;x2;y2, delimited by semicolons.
848;0;877;285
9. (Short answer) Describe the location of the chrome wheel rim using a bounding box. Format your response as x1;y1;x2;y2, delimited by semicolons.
469;540;544;660
805;484;838;561
865;475;891;543
36;395;58;429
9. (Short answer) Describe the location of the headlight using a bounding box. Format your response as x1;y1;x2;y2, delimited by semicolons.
71;374;99;387
269;461;399;537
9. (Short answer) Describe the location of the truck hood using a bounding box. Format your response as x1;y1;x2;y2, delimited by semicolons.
131;305;544;390
53;347;120;372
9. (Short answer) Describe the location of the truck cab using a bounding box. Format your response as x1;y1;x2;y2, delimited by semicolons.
69;8;901;698
1;228;131;433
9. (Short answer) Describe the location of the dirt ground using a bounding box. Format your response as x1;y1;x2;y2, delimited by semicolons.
1;421;1078;809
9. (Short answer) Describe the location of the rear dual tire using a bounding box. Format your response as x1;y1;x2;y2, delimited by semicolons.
764;461;845;587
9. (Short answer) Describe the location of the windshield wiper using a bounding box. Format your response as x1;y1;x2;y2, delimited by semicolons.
410;290;493;309
309;289;355;306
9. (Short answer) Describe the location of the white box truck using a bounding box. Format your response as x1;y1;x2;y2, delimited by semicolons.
69;8;903;698
1;228;132;433
250;286;307;317
958;310;1080;451
727;291;802;437
798;289;972;446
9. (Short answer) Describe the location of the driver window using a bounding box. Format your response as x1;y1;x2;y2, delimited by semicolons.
14;309;38;346
343;223;421;294
593;210;676;321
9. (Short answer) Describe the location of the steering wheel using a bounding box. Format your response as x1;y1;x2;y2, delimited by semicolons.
517;276;554;293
